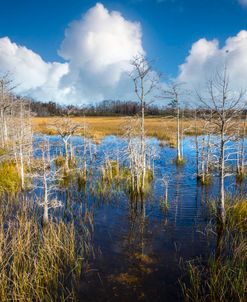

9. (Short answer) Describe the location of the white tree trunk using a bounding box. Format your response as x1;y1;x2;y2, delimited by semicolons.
177;105;181;161
219;132;226;223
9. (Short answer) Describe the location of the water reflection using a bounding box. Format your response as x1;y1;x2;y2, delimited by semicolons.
31;134;247;301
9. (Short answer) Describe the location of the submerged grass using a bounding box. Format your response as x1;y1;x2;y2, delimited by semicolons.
181;198;247;302
0;200;90;302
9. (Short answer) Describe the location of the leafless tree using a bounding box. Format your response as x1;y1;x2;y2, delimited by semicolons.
33;140;63;225
130;54;160;191
52;116;81;171
12;100;33;190
194;112;214;184
197;66;246;223
162;82;185;164
0;74;15;148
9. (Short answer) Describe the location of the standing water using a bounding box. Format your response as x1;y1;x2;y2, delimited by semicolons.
33;135;245;302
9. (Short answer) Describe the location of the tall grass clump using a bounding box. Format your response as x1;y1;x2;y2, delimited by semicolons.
0;161;21;195
181;198;247;302
0;201;90;301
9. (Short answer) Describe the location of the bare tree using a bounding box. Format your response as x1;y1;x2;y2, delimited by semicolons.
197;67;246;223
0;74;15;148
33;140;63;225
194;112;214;184
130;54;160;191
52;115;81;171
12;100;33;190
162;82;185;164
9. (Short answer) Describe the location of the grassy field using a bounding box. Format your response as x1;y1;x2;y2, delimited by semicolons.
32;116;205;144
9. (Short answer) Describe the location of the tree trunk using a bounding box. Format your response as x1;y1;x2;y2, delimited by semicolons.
64;139;69;171
140;88;146;191
19;146;25;190
43;173;49;225
195;112;199;178
177;105;181;161
219;132;226;224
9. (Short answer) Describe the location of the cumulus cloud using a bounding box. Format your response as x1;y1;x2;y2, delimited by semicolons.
2;2;247;105
58;2;144;103
0;3;144;104
0;37;69;101
178;30;247;93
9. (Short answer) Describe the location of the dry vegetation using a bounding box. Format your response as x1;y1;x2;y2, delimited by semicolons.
32;116;205;144
0;201;90;302
181;198;247;302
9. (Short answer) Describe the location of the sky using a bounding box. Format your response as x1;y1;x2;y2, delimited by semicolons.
0;0;247;104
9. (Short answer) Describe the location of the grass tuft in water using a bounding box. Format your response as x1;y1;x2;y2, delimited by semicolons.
0;201;90;302
236;171;246;183
197;174;212;186
175;157;185;166
181;198;247;302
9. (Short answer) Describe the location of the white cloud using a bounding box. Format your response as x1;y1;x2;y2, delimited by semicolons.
0;37;69;102
178;30;247;94
0;3;144;104
58;2;144;103
2;3;247;106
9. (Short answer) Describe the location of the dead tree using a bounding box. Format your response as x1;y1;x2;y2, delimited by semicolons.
34;140;63;225
130;54;160;191
12;100;33;190
52;116;80;171
198;67;246;223
162;82;185;164
0;74;15;148
194;113;214;184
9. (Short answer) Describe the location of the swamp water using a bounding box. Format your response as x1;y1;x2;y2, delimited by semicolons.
32;135;246;302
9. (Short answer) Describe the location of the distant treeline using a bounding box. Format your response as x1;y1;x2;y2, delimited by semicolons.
28;99;247;118
29;99;190;117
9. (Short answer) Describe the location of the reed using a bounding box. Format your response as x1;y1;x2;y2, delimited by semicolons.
0;200;90;302
0;161;21;195
181;198;247;302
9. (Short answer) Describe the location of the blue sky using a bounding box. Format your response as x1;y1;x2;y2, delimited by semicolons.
0;0;247;103
1;0;246;76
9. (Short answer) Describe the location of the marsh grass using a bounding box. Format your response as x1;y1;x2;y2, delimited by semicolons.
55;155;66;168
197;174;212;186
0;161;21;195
236;171;246;183
175;157;185;166
181;198;247;302
55;155;77;170
0;200;90;302
31;116;206;144
59;168;85;190
96;160;154;199
0;148;7;156
77;169;87;191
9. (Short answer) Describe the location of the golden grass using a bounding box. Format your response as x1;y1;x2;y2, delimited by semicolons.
31;116;205;144
0;161;21;195
0;201;89;302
